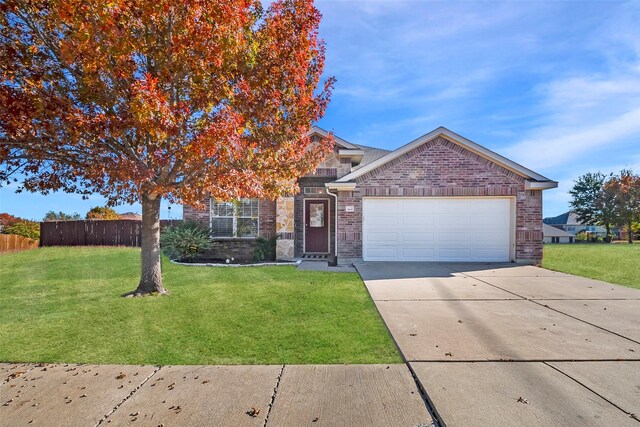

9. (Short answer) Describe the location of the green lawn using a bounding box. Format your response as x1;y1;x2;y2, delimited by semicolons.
543;243;640;290
0;247;400;365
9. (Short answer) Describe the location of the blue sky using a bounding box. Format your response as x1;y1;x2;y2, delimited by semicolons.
2;0;640;220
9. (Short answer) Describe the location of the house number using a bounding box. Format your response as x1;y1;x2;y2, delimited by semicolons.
345;206;355;212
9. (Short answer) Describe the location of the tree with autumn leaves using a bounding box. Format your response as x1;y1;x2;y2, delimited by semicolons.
0;0;334;295
605;170;640;243
570;169;640;243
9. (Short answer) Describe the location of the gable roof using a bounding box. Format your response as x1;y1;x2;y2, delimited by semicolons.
351;143;391;170
543;211;571;225
543;223;575;238
309;126;359;150
335;127;557;189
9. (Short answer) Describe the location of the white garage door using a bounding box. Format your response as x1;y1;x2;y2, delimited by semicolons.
362;198;512;262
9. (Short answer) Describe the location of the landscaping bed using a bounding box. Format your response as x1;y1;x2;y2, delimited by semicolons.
0;247;400;365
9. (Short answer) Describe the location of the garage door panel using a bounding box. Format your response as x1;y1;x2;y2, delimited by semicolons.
438;247;473;260
400;247;435;260
438;214;470;226
365;247;399;259
471;213;508;227
475;231;509;244
438;231;471;242
474;247;510;260
402;232;435;242
402;215;435;227
367;231;399;242
363;198;511;262
368;216;399;227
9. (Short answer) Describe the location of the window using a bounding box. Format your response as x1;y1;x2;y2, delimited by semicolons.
309;203;325;227
551;237;559;243
211;199;259;237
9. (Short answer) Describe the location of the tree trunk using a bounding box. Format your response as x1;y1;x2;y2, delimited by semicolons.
628;221;634;244
126;193;167;296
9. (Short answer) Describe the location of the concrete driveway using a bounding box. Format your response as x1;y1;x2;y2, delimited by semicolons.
356;262;640;426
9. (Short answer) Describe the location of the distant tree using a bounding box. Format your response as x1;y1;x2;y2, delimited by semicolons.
43;210;81;221
1;0;333;296
605;169;640;244
569;172;616;237
3;220;40;240
86;206;120;220
0;212;20;229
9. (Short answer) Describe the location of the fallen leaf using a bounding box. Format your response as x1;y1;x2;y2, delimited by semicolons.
6;371;25;381
517;397;529;404
246;407;260;417
115;373;126;380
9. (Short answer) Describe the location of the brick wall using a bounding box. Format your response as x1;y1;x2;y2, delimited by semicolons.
182;196;277;239
337;136;543;262
183;196;211;226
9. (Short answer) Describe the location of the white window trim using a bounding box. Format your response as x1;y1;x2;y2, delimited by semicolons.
210;199;260;239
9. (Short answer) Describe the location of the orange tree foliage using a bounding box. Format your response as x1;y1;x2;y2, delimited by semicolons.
605;169;640;243
0;0;334;207
86;206;119;220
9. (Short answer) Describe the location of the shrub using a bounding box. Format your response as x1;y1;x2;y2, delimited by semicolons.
160;221;211;261
252;235;278;262
4;220;40;240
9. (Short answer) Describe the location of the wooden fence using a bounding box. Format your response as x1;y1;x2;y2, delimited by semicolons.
40;219;181;247
0;234;39;253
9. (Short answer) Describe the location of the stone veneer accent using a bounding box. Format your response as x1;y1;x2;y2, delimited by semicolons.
337;136;543;263
275;197;295;260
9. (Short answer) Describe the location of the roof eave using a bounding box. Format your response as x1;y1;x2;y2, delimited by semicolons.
525;180;558;190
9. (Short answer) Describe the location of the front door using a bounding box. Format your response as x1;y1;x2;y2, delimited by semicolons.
304;199;329;253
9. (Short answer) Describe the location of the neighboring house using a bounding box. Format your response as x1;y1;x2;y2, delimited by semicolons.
543;211;608;236
184;126;557;264
118;212;143;220
543;223;574;243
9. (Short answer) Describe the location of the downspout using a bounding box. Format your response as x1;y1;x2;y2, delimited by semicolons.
326;189;339;266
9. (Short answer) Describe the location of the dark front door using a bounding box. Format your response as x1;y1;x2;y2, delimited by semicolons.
305;199;329;253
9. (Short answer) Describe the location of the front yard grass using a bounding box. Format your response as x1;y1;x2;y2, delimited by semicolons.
543;243;640;290
0;247;400;365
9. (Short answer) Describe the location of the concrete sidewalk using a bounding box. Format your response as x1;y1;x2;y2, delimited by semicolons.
357;262;640;426
1;363;434;427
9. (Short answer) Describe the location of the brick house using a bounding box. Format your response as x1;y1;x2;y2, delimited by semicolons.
183;126;557;264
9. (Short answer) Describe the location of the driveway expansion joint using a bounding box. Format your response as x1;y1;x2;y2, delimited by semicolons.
543;362;640;421
95;365;162;426
453;267;640;346
405;362;443;427
262;364;285;427
529;299;640;345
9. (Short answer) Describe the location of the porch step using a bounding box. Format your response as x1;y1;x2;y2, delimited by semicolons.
297;260;329;271
301;254;328;260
